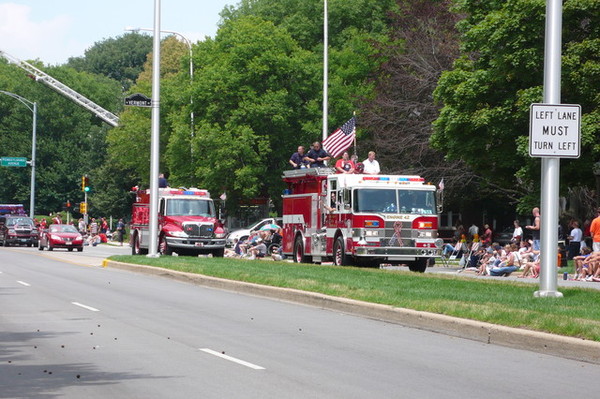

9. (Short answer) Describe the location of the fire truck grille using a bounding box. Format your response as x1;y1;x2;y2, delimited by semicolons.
380;221;414;247
184;223;214;238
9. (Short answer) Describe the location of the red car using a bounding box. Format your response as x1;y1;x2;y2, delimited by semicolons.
38;224;84;252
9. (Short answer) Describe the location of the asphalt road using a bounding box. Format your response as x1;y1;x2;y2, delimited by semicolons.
2;245;600;398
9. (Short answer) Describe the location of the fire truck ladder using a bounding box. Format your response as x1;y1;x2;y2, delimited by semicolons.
0;49;120;127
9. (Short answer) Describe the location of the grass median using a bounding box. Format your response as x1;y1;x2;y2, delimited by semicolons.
109;255;600;341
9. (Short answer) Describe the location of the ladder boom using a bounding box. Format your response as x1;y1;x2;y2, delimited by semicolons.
0;50;120;127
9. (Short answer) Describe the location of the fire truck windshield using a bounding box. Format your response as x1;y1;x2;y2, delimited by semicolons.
166;199;215;217
353;189;435;215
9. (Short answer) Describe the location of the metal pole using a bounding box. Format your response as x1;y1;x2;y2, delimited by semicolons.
30;102;37;218
535;0;563;298
147;0;162;257
322;0;328;142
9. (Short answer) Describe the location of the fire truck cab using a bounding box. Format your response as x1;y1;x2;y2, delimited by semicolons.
282;168;442;271
130;188;226;257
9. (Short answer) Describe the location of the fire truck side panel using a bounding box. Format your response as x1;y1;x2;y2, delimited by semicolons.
282;194;316;255
131;204;150;248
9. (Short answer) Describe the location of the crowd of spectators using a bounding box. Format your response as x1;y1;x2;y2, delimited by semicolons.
445;206;600;281
225;228;282;260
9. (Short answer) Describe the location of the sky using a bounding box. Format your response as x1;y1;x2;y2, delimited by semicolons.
0;0;236;65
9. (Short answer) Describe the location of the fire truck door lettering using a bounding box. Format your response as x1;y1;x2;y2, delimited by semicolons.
283;214;305;224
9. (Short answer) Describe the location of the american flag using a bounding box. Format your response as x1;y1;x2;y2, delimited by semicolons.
323;117;356;158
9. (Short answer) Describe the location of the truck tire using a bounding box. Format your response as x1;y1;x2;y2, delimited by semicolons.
159;235;173;256
212;248;224;257
408;258;427;273
132;232;148;255
333;236;352;266
293;236;309;263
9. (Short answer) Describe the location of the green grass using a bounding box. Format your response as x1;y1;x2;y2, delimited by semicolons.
109;255;600;341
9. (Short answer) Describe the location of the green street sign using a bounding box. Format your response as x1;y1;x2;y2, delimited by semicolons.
1;157;28;167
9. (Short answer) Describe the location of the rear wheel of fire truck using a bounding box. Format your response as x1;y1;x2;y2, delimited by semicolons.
159;235;173;256
212;248;224;257
333;236;353;266
293;236;309;263
408;258;427;273
131;232;148;255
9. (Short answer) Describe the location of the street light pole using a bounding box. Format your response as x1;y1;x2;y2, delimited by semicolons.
0;90;37;218
322;0;329;142
147;0;162;257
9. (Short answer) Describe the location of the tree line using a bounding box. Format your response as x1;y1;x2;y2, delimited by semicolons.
0;0;598;223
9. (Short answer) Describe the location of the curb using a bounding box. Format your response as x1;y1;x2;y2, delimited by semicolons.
104;260;600;365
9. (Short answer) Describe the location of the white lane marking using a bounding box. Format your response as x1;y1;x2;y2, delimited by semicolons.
72;302;100;312
200;348;265;370
17;281;31;287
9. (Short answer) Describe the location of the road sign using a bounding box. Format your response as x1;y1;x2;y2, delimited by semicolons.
0;157;28;167
529;103;581;158
124;93;152;107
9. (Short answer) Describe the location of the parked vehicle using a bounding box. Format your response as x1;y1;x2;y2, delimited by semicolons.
38;224;84;251
226;217;283;247
130;187;227;257
495;227;514;246
0;215;38;247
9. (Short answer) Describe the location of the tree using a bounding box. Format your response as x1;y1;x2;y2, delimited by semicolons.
185;16;321;206
106;36;190;184
359;0;468;197
431;0;600;210
67;33;153;91
0;59;122;215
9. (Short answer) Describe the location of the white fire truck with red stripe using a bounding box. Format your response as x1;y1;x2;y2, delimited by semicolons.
130;188;227;257
282;168;443;271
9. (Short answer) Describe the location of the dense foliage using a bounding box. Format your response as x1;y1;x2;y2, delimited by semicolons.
2;0;600;223
431;0;600;212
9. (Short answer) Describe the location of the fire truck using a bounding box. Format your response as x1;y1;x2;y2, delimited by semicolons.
281;168;443;271
130;188;227;257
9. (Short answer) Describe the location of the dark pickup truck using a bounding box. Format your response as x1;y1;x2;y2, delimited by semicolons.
0;216;38;247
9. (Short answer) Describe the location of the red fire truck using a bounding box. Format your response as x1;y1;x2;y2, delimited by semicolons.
130;188;227;257
281;168;443;271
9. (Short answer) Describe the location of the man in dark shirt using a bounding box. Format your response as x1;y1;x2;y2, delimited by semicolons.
289;145;309;169
158;173;168;188
304;141;331;168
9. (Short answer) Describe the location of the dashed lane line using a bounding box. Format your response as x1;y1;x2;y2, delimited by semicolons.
72;302;100;312
200;348;265;370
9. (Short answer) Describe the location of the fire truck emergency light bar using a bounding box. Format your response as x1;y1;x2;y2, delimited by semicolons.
360;176;425;183
166;189;209;196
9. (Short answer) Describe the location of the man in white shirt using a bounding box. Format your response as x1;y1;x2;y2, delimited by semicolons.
362;151;380;174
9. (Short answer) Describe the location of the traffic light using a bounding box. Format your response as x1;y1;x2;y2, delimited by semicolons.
62;200;72;212
79;202;87;214
81;175;90;192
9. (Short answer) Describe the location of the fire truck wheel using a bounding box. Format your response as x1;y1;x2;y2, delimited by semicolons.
159;236;173;256
131;232;148;255
333;236;352;266
293;236;309;263
408;258;428;273
213;248;224;257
